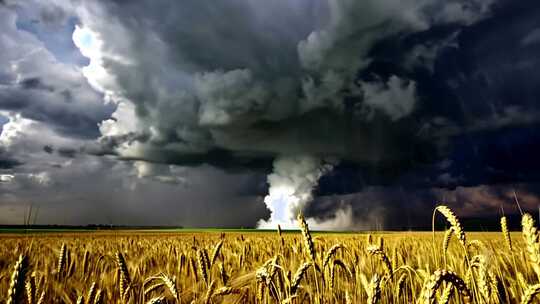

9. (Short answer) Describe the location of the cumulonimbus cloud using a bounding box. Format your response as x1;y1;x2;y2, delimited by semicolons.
67;0;499;227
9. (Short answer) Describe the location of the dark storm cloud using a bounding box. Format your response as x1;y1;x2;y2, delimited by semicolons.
83;0;500;171
42;145;53;154
0;158;21;169
0;156;269;227
309;0;540;192
308;182;540;230
0;87;112;139
57;147;77;158
38;4;67;26
64;0;540;228
0;147;22;169
19;77;53;91
2;0;540;228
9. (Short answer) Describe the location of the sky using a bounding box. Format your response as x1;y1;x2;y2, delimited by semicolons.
1;0;540;229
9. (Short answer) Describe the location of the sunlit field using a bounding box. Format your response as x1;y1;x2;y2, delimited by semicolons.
1;206;539;303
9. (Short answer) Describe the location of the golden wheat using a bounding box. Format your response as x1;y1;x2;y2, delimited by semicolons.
0;205;535;303
434;206;466;247
7;254;28;304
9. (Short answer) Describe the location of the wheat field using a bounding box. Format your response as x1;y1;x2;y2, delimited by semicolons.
0;206;539;303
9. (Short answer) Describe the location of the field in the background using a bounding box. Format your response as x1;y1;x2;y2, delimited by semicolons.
1;209;539;303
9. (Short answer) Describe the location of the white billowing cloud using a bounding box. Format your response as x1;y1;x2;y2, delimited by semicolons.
72;24;128;104
98;102;138;137
133;161;186;185
134;161;162;179
360;76;417;121
28;171;52;186
298;0;429;74
258;155;335;229
0;113;31;147
306;205;356;230
72;25;108;92
0;174;15;183
0;111;85;157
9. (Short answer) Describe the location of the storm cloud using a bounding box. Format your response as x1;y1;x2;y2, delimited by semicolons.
1;0;540;228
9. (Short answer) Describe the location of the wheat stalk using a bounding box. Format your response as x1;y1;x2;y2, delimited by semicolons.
395;273;407;298
367;274;381;304
36;290;45;304
219;263;229;286
76;295;84;304
204;280;216;304
86;281;96;304
82;250;90;275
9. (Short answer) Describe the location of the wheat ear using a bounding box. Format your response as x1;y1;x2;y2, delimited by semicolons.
57;243;67;276
367;245;393;278
434;206;466;247
322;244;344;269
115;251;131;302
159;273;179;301
297;213;317;264
521;284;540;304
421;269;471;304
210;240;224;267
197;249;209;286
290;262;312;295
522;213;540;280
25;273;36;304
7;254;29;304
501;216;512;251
